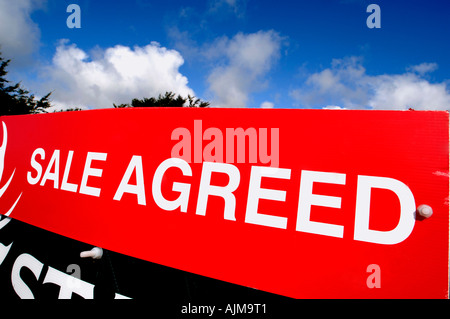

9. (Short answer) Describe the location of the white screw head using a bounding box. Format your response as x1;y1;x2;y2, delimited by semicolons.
417;204;433;218
80;247;103;259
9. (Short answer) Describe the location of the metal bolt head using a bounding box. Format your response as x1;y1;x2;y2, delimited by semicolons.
417;204;433;218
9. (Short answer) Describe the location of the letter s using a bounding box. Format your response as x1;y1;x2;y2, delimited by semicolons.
11;253;44;299
27;148;45;185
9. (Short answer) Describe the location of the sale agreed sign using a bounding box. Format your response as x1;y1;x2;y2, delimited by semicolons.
0;108;448;298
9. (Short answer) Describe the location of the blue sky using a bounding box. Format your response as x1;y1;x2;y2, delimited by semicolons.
1;0;449;110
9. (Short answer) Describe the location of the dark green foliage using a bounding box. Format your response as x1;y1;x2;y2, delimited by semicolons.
54;107;84;112
117;91;210;108
0;52;53;116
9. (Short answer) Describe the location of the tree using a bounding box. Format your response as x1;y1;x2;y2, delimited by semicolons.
186;95;210;108
54;107;84;112
114;91;210;108
0;51;53;116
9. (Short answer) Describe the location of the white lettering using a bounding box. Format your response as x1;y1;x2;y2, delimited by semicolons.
60;150;78;192
40;149;60;188
24;149;419;245
43;266;93;299
114;155;146;205
245;166;291;229
354;175;415;245
11;253;44;299
27;148;45;185
79;152;107;197
152;158;192;212
296;170;346;238
196;162;240;221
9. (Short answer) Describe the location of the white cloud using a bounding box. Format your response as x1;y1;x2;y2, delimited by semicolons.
368;73;450;110
0;0;44;66
40;41;195;109
322;105;347;110
290;57;450;110
206;30;282;107
260;101;274;108
407;62;438;75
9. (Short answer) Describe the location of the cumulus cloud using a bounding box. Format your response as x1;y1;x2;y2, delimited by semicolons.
290;57;450;110
407;62;438;76
206;30;282;107
367;73;450;110
0;0;44;66
322;105;347;110
260;101;274;108
40;41;195;109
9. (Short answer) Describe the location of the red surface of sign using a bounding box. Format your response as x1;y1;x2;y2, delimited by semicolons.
0;108;448;298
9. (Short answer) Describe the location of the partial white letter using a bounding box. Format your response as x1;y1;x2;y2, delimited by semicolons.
40;149;60;189
354;175;415;245
27;148;45;185
114;155;146;205
152;158;192;212
297;170;346;238
61;151;78;192
43;266;94;299
246;166;290;229
79;152;107;197
196;162;240;221
11;254;44;299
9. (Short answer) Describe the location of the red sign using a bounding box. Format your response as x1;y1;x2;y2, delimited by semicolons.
0;108;448;298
